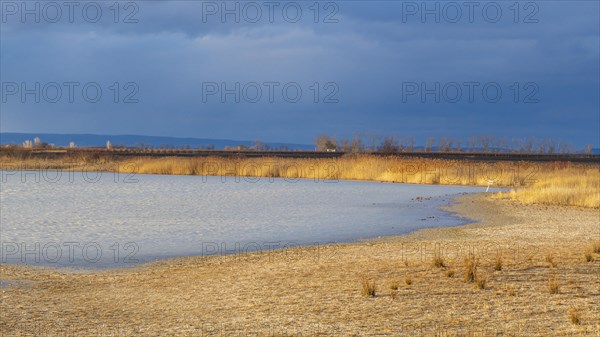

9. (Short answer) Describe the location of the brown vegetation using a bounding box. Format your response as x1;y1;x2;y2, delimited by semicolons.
569;307;581;325
463;255;479;283
494;255;503;271
548;274;560;294
361;278;377;297
498;169;599;208
433;254;446;268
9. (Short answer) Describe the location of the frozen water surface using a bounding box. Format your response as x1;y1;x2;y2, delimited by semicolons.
0;171;490;268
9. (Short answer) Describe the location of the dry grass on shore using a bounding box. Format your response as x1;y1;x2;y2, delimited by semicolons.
496;168;599;208
1;153;598;208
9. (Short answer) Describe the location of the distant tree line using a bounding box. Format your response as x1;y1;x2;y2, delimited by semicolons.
314;133;594;154
7;134;593;154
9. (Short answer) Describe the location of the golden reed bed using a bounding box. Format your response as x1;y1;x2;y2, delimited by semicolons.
1;154;598;208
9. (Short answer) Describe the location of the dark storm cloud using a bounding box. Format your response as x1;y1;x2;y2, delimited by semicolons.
1;1;598;147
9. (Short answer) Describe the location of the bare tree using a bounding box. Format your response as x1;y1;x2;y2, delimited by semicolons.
406;137;415;152
547;139;556;154
480;136;492;152
493;137;508;153
467;136;476;152
315;135;337;151
425;137;435;152
536;139;547;154
438;137;452;152
523;137;534;154
365;132;381;152
397;137;404;152
379;136;399;153
511;138;522;153
339;137;349;152
254;140;268;151
349;132;364;153
557;141;574;154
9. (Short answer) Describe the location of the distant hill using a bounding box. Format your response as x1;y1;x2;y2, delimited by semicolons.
0;133;314;150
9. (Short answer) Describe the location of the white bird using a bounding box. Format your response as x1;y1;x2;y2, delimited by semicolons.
486;180;495;192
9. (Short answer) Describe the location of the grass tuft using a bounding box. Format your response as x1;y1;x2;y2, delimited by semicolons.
463;255;478;283
494;255;503;271
592;241;600;254
361;278;376;297
548;275;559;294
433;254;446;268
569;307;581;325
476;274;488;290
506;285;516;296
545;254;557;268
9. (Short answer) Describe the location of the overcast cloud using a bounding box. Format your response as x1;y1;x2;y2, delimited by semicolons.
1;1;598;147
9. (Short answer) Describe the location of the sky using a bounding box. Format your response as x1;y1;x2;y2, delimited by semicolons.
1;0;599;148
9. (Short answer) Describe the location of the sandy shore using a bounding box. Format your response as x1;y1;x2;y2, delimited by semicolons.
1;194;599;336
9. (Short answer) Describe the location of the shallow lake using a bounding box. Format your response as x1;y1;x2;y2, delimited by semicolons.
1;171;491;268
